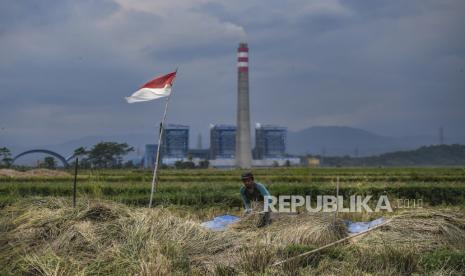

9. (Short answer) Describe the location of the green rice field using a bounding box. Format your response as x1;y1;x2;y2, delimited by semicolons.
1;167;465;209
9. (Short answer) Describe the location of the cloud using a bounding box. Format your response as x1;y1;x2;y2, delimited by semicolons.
0;0;464;146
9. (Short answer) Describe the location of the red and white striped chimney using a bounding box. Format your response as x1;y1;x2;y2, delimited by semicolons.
237;43;248;73
236;42;252;168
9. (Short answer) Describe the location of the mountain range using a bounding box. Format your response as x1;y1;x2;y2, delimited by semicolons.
286;126;464;156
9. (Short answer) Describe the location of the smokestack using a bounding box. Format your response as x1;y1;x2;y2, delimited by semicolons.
236;42;252;168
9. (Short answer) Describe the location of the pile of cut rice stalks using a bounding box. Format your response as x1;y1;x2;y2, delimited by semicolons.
1;198;464;275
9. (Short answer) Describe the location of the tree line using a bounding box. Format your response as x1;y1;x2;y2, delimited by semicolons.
0;142;134;169
71;142;134;169
1;142;211;169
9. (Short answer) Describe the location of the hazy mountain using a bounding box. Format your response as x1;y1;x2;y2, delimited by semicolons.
321;144;465;167
287;126;443;156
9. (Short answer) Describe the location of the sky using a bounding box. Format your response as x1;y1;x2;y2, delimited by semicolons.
1;0;464;147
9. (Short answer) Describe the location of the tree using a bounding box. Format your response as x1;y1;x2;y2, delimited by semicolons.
123;160;137;169
72;146;90;168
285;160;291;167
87;142;134;168
198;159;210;169
0;147;12;167
43;156;56;169
73;146;88;157
174;160;195;169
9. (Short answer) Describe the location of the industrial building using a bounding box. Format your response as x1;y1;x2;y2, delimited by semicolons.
187;149;210;160
254;123;287;159
144;144;158;169
142;122;300;168
161;124;189;159
210;125;236;159
140;42;300;168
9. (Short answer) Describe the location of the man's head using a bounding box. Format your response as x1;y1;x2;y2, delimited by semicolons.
241;171;254;189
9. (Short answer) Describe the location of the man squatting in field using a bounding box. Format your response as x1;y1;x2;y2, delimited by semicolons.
240;172;272;226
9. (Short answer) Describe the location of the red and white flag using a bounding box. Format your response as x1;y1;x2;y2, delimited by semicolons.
126;71;177;103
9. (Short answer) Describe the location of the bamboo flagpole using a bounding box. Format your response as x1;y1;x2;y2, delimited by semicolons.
125;69;178;208
148;92;172;208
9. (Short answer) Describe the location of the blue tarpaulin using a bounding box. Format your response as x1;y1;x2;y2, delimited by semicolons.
201;215;386;233
200;215;240;231
345;218;385;233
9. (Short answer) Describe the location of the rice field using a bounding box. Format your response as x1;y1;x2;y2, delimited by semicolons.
1;167;465;209
0;167;465;275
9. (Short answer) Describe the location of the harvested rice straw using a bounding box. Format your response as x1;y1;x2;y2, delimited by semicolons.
271;218;393;267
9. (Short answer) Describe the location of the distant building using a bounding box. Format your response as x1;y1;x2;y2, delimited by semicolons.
252;158;301;167
307;157;320;167
254;124;287;159
144;144;157;169
161;124;189;158
188;149;210;160
210;125;236;159
209;158;236;168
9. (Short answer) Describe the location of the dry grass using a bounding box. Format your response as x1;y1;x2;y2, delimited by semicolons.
0;169;70;178
357;209;465;251
1;198;464;275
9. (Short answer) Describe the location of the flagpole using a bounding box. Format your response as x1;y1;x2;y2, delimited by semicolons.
148;68;177;208
149;94;171;208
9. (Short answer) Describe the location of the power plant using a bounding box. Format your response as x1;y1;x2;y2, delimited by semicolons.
140;42;298;168
235;42;252;168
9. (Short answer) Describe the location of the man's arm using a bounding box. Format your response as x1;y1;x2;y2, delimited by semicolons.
255;183;270;197
240;187;251;210
256;183;273;209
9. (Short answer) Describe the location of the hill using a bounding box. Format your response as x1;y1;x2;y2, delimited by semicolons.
287;126;440;156
320;144;465;167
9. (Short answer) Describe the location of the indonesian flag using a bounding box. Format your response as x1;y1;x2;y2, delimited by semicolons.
126;71;177;103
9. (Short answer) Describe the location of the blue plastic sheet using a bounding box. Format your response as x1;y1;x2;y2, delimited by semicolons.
201;215;385;233
200;215;240;231
345;218;385;233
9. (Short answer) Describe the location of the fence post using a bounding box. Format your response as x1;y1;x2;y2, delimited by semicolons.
73;157;78;208
334;176;339;225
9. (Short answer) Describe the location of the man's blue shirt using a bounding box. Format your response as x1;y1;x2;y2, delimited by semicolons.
240;182;271;210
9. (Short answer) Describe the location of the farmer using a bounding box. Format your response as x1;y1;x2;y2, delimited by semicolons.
240;172;272;226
